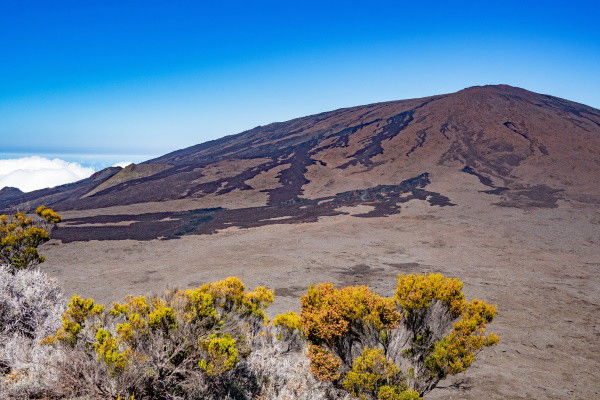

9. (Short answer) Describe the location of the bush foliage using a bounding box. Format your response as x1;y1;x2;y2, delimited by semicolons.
37;277;275;398
0;265;65;398
296;273;498;397
1;270;498;399
342;347;403;399
0;207;61;272
0;213;498;399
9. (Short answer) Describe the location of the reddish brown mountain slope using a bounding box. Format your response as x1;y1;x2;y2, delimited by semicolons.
2;85;599;241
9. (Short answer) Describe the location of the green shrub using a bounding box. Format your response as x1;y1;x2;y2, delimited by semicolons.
198;334;239;375
0;207;61;272
272;311;301;331
342;347;403;399
42;277;274;399
298;274;498;397
24;272;496;399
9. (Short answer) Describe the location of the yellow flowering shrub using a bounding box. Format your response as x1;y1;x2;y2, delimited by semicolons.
198;333;239;375
39;272;496;399
297;274;497;398
377;386;421;400
147;305;177;331
43;295;105;345
178;288;218;322
272;311;301;331
44;277;273;383
242;285;275;320
342;347;402;399
197;277;274;320
425;299;499;376
395;274;465;315
35;205;62;223
307;344;342;381
199;276;246;305
301;283;402;343
1;212;49;269
0;207;61;270
93;328;130;374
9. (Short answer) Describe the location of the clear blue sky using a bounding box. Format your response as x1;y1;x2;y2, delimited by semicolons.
1;0;598;160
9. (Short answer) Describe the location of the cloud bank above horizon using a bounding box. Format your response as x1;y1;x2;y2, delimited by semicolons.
0;156;96;192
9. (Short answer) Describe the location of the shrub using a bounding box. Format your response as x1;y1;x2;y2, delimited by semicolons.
394;273;464;316
425;299;499;376
34;206;62;224
93;328;130;374
198;333;239;375
1;265;496;400
307;344;342;381
300;283;402;344
0;207;61;272
378;386;421;400
272;311;301;331
342;347;403;399
0;266;65;397
41;277;275;399
0;266;64;339
296;274;498;397
43;295;105;346
195;276;274;320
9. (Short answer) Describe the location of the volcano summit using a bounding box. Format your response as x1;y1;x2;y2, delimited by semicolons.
2;84;599;241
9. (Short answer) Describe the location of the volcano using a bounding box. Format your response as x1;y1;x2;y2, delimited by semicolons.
2;84;599;241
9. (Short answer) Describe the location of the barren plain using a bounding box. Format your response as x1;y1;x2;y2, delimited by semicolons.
40;172;600;399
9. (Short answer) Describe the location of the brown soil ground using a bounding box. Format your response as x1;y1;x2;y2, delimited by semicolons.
40;174;600;399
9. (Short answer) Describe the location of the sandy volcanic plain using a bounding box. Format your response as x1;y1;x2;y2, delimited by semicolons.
40;171;600;400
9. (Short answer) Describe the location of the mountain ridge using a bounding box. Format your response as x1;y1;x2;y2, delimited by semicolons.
147;83;599;167
2;85;599;228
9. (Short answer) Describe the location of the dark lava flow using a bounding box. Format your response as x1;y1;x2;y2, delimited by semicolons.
53;173;453;242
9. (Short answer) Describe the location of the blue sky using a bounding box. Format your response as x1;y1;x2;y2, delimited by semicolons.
1;0;599;164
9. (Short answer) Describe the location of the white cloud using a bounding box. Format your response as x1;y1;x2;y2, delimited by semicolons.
112;161;134;168
0;156;96;192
